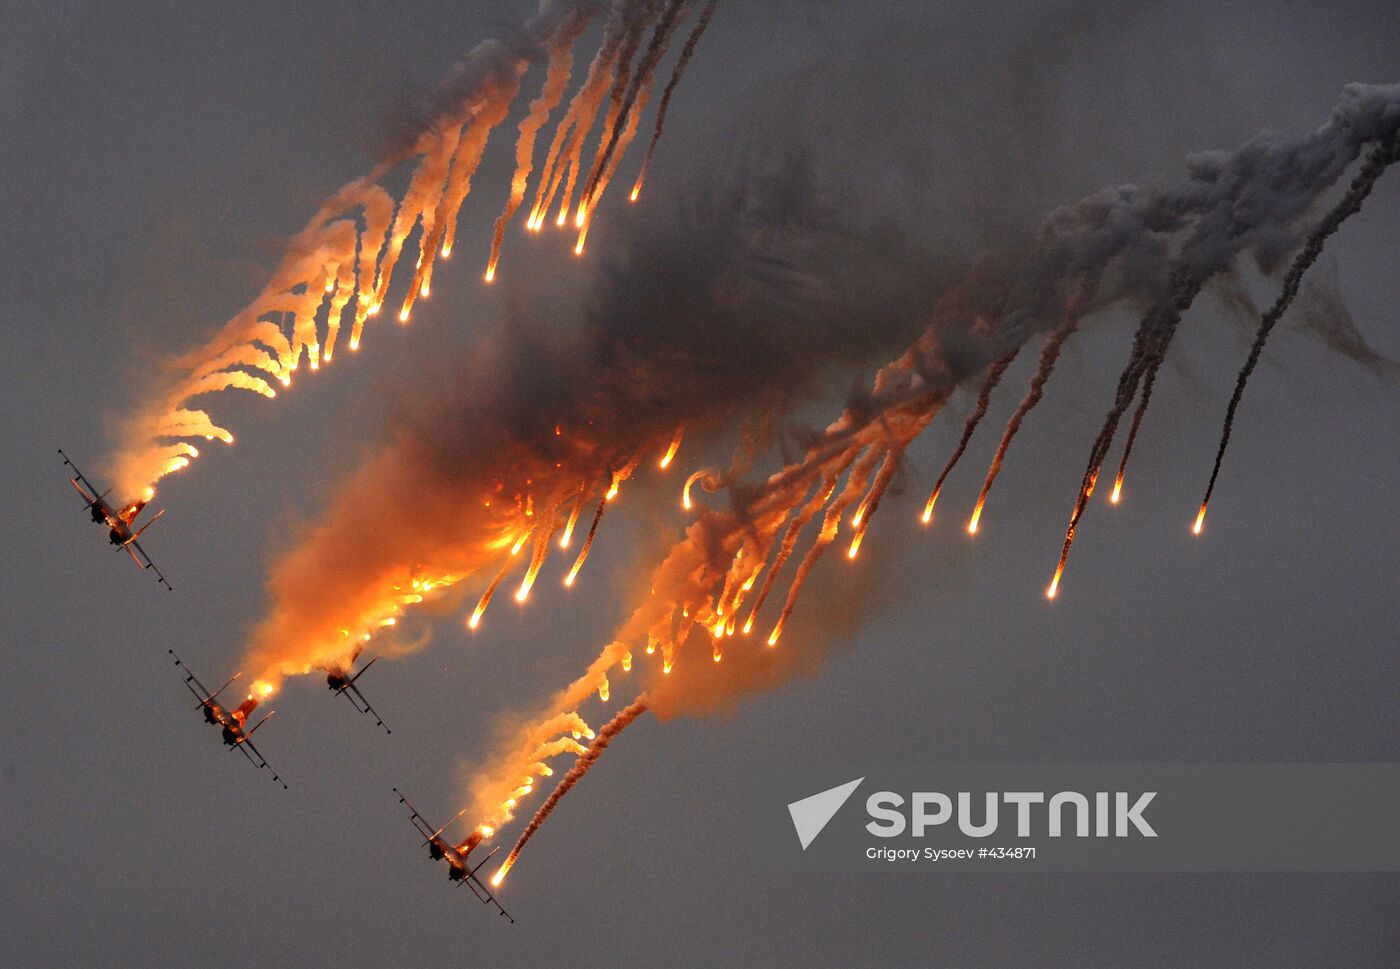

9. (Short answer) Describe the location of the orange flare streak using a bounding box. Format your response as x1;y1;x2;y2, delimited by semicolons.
659;427;684;470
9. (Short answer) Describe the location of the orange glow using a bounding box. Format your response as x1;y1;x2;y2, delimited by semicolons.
847;528;865;559
630;185;640;202
1193;504;1207;535
484;264;497;284
1046;565;1064;600
967;498;985;535
921;487;940;525
516;552;546;603
682;470;706;511
559;500;582;549
398;307;410;323
490;863;510;888
659;427;684;470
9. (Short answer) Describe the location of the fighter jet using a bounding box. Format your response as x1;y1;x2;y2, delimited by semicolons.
170;650;286;788
60;449;171;590
393;788;512;921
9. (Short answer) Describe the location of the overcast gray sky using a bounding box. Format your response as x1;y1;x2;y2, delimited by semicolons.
3;1;1397;966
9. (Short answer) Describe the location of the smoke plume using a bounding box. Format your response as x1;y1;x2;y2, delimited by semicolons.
490;695;649;886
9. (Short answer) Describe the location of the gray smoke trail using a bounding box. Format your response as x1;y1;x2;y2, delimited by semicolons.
1111;327;1165;501
631;0;717;199
1049;86;1400;589
529;0;640;226
1050;266;1204;593
570;0;658;221
1196;131;1400;527
581;0;688;209
920;345;1021;521
493;696;649;884
971;274;1101;519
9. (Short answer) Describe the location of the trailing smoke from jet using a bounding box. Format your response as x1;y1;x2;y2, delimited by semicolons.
491;695;649;887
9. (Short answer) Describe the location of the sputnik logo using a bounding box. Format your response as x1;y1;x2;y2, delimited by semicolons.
787;777;864;850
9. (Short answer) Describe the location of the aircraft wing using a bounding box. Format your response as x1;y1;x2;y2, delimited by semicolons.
235;738;287;789
334;684;369;714
463;848;514;922
394;788;438;840
58;450;102;505
170;650;214;703
127;540;173;590
346;683;391;734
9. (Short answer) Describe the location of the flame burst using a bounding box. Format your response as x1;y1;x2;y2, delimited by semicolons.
103;0;709;503
659;427;684;469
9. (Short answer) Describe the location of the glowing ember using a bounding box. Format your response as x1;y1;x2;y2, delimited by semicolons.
659;427;683;470
967;498;985;534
